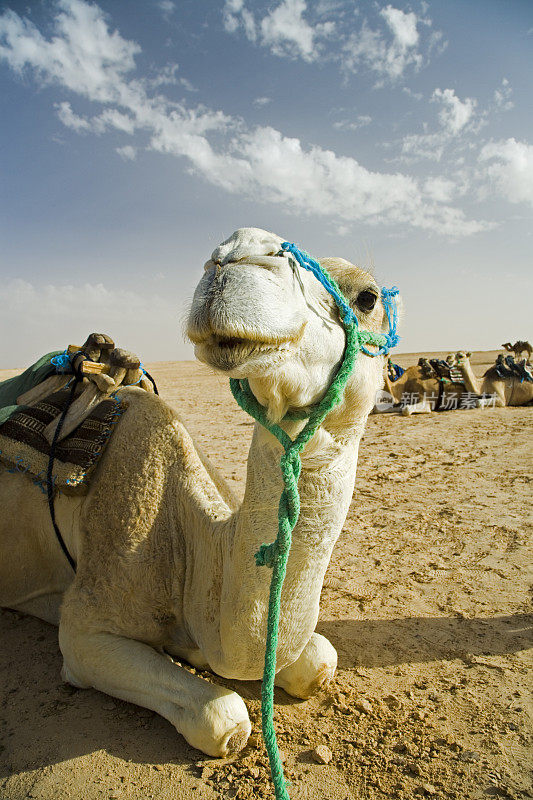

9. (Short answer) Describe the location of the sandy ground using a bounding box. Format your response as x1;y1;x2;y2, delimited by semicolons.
0;350;531;800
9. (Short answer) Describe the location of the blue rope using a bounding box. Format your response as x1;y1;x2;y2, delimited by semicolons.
280;242;400;355
50;350;72;373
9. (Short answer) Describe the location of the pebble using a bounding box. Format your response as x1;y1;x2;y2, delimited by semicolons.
422;783;437;795
311;745;333;764
355;698;372;714
458;749;480;762
383;694;402;710
248;734;261;748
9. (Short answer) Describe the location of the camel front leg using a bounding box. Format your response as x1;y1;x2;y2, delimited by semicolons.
401;399;432;415
58;619;251;757
275;632;337;699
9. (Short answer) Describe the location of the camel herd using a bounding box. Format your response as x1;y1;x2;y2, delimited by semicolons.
376;344;533;415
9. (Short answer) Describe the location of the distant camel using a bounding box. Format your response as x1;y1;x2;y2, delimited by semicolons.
454;352;533;407
378;357;470;415
502;341;532;361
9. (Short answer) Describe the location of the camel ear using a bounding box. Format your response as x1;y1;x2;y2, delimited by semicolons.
467;351;472;358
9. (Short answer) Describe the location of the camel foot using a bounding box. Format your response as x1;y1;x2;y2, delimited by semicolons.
177;688;251;757
59;620;251;758
275;632;337;699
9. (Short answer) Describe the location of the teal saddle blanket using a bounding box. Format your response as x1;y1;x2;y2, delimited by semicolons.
0;351;61;427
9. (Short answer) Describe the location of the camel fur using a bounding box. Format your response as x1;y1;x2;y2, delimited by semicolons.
0;228;395;758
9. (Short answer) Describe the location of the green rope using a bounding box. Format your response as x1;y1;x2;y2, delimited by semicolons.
229;261;393;800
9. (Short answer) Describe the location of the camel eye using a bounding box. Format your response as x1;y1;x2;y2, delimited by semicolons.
356;290;377;312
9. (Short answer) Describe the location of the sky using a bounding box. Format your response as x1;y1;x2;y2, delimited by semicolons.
0;0;532;368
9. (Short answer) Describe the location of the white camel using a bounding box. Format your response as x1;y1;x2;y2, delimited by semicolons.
0;228;395;758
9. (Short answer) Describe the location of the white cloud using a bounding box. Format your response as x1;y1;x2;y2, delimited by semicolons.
227;126;487;235
333;115;372;131
56;100;92;132
55;101;135;135
0;0;487;236
400;130;448;162
148;62;179;87
432;88;476;135
223;1;439;81
223;0;333;61
146;62;196;92
493;78;513;111
381;5;418;50
116;144;137;160
158;1;175;15
343;6;424;81
423;176;456;203
479;138;533;207
398;88;480;163
98;107;135;133
0;278;186;366
0;0;140;103
260;0;334;61
223;0;257;41
253;96;272;107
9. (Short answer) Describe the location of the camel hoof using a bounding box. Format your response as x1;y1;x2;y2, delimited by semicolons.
224;722;252;756
178;689;251;757
275;632;337;700
299;660;336;698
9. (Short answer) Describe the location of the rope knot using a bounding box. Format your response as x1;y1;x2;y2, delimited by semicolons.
385;331;401;349
50;351;72;373
255;542;276;568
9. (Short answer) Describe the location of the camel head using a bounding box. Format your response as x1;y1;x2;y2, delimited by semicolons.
454;350;472;364
187;228;399;424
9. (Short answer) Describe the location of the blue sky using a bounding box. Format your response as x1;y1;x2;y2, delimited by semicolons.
0;0;532;367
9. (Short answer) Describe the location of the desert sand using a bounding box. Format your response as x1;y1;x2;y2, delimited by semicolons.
0;350;531;800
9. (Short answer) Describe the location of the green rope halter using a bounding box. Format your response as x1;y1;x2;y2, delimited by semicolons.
229;245;398;800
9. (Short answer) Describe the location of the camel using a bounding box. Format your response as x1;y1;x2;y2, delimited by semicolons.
502;341;532;361
0;228;397;759
376;358;469;415
454;351;533;407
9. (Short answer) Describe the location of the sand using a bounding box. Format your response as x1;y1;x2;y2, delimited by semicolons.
0;351;531;800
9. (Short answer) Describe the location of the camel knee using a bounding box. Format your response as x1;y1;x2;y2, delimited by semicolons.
275;632;337;699
58;615;94;689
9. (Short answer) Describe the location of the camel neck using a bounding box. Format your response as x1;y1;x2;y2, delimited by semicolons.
457;359;479;394
214;420;360;679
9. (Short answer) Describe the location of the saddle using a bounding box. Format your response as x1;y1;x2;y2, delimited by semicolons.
491;355;533;383
387;360;405;382
418;357;465;386
0;334;155;494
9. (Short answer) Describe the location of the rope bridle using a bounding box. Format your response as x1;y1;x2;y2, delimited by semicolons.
229;242;400;800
